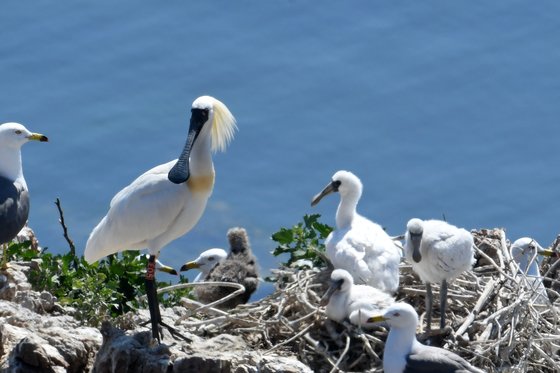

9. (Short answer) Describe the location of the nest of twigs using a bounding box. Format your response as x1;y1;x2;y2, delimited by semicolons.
174;228;560;373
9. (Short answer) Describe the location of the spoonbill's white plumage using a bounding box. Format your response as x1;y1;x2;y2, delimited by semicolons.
84;96;236;340
510;237;557;305
367;303;484;373
0;123;48;268
321;269;394;328
85;96;236;263
180;248;227;282
404;218;474;330
190;227;259;309
311;170;401;294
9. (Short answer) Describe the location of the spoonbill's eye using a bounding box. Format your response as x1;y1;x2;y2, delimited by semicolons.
208;257;214;261
394;312;400;317
15;130;22;135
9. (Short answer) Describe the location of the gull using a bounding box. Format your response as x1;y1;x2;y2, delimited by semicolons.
510;237;558;305
0;123;48;268
180;248;227;282
368;302;484;373
187;227;259;309
311;170;401;294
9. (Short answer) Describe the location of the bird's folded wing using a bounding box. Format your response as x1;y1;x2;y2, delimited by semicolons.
405;345;485;373
86;163;188;259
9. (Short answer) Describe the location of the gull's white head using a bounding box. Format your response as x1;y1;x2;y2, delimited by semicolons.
192;96;237;153
0;122;48;148
511;237;540;259
510;237;545;275
311;170;362;206
368;302;418;329
180;248;227;274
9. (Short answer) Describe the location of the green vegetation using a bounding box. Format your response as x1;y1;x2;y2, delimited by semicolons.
6;241;191;327
271;214;333;269
3;213;332;324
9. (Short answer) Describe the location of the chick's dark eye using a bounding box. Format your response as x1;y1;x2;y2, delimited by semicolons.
394;312;400;317
15;130;22;135
208;257;214;261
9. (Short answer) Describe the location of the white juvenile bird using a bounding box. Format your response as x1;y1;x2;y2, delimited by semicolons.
84;96;236;341
510;237;557;305
404;218;474;330
0;123;48;268
311;170;401;294
321;269;394;328
367;303;484;373
180;248;227;282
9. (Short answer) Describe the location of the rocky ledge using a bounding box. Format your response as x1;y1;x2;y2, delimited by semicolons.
0;262;312;373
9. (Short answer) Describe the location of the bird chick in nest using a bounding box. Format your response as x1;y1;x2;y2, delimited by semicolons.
190;227;259;309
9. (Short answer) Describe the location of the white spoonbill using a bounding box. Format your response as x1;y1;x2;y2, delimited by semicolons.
367;303;484;373
0;123;48;268
84;96;236;340
404;218;474;330
510;237;557;305
180;248;227;282
321;269;394;328
311;170;401;294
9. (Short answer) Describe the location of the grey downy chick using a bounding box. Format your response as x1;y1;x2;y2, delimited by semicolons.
196;227;259;309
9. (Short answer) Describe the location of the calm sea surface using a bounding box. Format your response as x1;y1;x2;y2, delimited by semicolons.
1;1;559;298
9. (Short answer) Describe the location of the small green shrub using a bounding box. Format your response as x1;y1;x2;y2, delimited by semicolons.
7;241;191;326
271;214;333;269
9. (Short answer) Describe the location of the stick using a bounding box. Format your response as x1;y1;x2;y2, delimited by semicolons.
455;278;496;338
264;322;314;354
330;335;351;373
54;198;78;269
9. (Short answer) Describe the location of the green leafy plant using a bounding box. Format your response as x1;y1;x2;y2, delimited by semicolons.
271;214;333;269
7;241;191;326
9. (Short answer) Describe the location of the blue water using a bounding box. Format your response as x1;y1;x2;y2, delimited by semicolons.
1;2;559;299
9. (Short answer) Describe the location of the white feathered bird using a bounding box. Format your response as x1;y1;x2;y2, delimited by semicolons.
367;303;484;373
311;170;401;294
404;218;474;330
180;248;227;282
0;123;48;268
85;96;236;263
84;95;236;340
510;237;556;305
321;269;394;327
